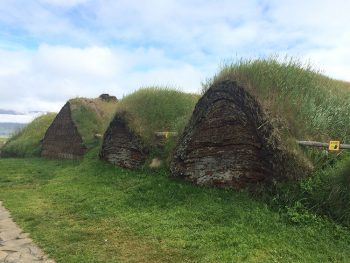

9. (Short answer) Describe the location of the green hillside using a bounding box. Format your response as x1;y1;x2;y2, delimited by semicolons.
1;113;56;157
203;57;350;145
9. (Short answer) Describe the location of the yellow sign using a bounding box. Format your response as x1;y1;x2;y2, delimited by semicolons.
329;141;340;151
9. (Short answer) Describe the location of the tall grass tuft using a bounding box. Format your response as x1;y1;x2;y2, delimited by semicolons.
203;56;350;143
115;87;199;145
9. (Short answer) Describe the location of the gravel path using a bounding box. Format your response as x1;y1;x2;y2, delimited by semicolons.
0;201;55;263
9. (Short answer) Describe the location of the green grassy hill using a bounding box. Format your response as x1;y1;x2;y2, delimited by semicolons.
1;113;56;157
204;57;350;145
115;87;199;144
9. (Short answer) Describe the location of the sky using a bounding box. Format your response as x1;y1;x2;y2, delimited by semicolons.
0;0;349;123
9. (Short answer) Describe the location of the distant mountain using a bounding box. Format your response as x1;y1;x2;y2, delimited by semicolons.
0;123;26;137
0;109;23;115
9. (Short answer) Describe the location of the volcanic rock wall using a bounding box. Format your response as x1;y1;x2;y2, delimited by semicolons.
171;80;287;190
100;112;147;169
41;102;87;159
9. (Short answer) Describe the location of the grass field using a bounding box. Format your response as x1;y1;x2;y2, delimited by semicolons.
0;150;350;263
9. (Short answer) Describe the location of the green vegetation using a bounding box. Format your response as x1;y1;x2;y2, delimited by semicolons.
0;153;350;262
271;152;350;226
70;98;118;147
0;137;7;148
116;87;199;145
1;113;56;157
204;57;350;143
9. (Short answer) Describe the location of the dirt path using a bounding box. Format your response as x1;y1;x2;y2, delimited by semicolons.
0;201;55;263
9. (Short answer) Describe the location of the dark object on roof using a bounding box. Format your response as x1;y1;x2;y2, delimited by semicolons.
99;94;118;102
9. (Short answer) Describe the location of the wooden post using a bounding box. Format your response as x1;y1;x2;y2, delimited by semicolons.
297;141;350;150
154;132;178;137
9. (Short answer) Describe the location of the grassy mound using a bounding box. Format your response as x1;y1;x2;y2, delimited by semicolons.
69;97;118;147
115;87;199;146
204;57;350;143
203;57;350;225
1;113;56;157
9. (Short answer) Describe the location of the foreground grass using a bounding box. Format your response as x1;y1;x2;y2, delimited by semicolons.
0;152;350;262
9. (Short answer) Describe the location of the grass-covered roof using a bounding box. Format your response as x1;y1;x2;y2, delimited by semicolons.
1;113;56;157
114;87;199;145
69;97;118;147
203;57;350;143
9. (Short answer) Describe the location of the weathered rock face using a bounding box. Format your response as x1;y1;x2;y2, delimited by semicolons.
100;112;147;169
41;102;87;159
171;80;285;190
99;93;118;102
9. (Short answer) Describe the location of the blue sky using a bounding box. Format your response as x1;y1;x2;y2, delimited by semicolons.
0;0;349;122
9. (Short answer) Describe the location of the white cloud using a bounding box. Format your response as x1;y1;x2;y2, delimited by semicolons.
305;47;350;81
0;0;350;120
0;44;207;115
0;113;44;123
35;44;120;77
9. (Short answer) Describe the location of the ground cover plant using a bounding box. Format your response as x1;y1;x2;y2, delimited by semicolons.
0;152;350;263
1;113;56;157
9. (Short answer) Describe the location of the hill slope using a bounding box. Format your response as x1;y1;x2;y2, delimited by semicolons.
1;113;56;157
